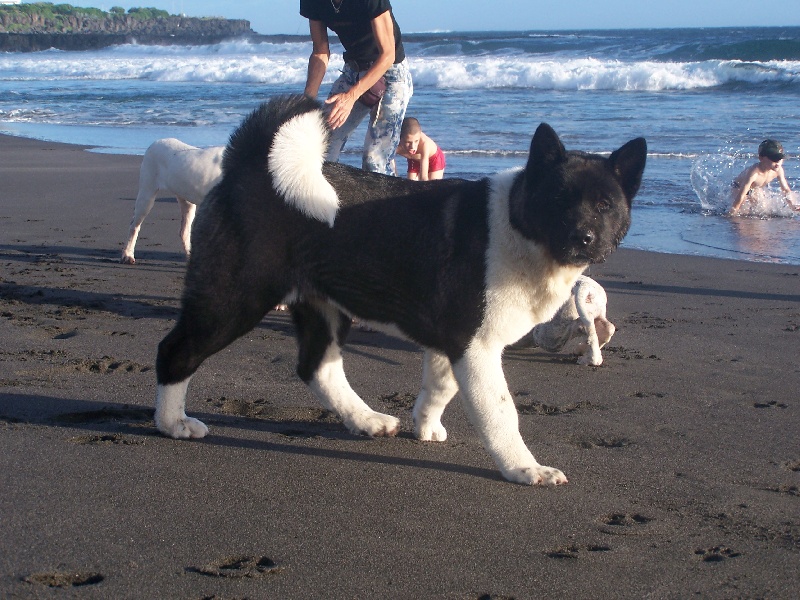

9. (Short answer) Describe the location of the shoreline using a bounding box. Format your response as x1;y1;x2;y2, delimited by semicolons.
1;132;798;598
2;129;799;267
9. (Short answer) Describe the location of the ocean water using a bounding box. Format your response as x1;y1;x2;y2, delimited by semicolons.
2;27;799;264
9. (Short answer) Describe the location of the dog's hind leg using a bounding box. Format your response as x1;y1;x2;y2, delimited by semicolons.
293;301;400;437
413;351;459;442
452;344;567;485
176;196;196;257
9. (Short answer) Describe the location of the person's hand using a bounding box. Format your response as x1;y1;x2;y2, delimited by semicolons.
325;91;357;129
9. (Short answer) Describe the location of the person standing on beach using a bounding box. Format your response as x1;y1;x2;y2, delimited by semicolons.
300;0;413;175
730;139;799;215
396;117;446;180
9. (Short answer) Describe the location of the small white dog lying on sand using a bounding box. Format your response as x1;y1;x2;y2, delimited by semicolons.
121;138;224;265
513;275;615;365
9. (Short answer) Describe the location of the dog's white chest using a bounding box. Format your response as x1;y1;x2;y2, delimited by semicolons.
480;170;584;347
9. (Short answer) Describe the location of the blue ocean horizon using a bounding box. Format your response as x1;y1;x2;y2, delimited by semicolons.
2;26;799;264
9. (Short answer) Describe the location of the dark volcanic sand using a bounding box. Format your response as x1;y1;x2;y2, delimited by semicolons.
1;134;798;598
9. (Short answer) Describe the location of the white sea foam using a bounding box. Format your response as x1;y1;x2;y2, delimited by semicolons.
1;43;797;91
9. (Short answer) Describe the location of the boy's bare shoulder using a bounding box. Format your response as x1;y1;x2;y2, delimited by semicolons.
420;132;438;155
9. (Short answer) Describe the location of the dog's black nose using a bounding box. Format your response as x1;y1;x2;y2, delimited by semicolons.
570;230;595;247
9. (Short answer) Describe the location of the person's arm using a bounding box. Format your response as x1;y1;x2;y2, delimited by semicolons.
305;20;330;99
775;166;799;209
325;10;396;129
730;171;755;214
776;166;791;195
419;145;432;181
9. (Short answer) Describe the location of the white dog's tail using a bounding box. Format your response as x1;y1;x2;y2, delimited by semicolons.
223;96;340;227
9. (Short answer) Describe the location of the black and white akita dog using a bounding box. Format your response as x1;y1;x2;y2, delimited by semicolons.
155;95;647;485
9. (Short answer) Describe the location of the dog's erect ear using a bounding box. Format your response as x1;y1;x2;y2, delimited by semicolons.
609;137;647;201
526;123;567;178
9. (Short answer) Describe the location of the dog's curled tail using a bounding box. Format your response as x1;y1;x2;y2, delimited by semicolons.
223;95;340;227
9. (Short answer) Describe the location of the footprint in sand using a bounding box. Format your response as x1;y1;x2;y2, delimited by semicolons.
23;571;104;588
603;346;660;361
545;544;611;559
765;484;799;496
753;400;788;409
694;546;741;562
188;555;282;578
68;433;144;446
781;459;800;472
71;356;151;374
599;512;653;535
517;399;594;416
575;436;633;449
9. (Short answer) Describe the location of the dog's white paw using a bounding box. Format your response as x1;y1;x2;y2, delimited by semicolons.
413;419;448;442
120;254;136;265
157;415;209;439
345;410;400;437
577;353;602;366
504;464;568;486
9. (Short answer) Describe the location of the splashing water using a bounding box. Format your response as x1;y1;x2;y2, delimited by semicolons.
690;153;799;218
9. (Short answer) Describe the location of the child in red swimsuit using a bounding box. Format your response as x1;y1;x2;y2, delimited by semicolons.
396;117;446;180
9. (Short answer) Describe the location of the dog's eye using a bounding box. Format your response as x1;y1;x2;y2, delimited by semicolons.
596;199;611;212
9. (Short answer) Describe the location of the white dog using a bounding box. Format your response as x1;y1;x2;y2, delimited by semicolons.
515;275;615;365
121;138;224;264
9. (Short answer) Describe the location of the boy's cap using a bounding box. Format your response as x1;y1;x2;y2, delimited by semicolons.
758;139;785;161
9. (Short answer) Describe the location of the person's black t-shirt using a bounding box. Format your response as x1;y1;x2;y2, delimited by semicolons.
300;0;405;65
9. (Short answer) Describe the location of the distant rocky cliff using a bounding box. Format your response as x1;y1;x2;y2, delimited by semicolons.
0;8;254;52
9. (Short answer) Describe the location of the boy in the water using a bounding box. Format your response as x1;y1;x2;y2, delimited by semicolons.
730;139;798;214
395;117;446;181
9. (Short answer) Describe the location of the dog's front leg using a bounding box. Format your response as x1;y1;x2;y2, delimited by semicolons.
452;344;567;485
576;317;602;366
413;350;459;442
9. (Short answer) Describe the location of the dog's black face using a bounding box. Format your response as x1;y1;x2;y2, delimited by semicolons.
510;124;647;266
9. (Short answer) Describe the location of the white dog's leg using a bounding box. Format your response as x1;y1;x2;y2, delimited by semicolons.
121;157;159;264
576;320;602;366
177;197;196;257
121;190;157;265
155;377;209;438
310;343;400;437
413;350;459;442
595;316;615;347
452;344;567;485
574;280;604;366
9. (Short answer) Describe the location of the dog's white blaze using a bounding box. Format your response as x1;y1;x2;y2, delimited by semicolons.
155;378;208;439
268;111;339;227
480;168;585;348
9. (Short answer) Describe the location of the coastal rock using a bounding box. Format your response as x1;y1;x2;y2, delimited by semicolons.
0;11;253;52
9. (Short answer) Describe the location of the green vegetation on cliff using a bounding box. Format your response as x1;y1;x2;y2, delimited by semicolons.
0;2;170;33
0;3;237;34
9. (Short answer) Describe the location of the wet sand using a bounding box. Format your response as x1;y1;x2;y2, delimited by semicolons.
1;133;798;598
